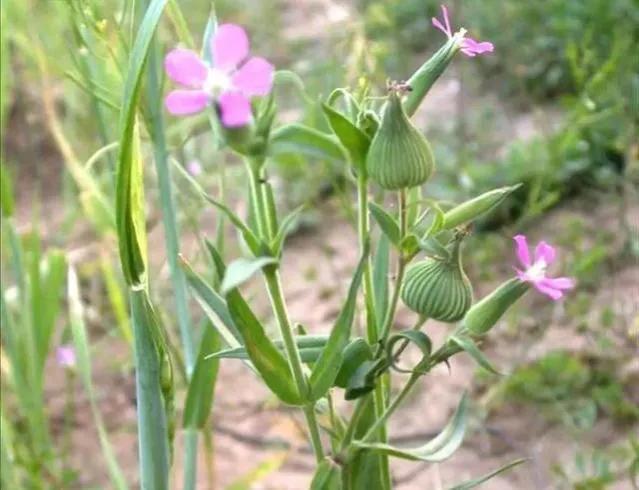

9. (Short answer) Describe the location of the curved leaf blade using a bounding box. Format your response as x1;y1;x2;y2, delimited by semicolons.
354;393;469;462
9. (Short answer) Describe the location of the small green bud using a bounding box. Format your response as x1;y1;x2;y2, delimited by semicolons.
443;184;521;229
160;351;173;394
401;238;472;322
366;86;435;190
462;278;530;336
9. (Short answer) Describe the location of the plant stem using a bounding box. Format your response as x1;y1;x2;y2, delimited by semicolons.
380;189;408;343
247;160;324;462
355;173;392;489
361;373;420;444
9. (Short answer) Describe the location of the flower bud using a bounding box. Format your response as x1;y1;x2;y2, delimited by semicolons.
366;88;435;190
462;278;529;336
401;239;472;322
443;184;521;230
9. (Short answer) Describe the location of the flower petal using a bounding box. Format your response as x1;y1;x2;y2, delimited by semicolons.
164;49;208;88
165;90;209;115
432;17;450;37
212;23;249;71
218;91;252;127
533;281;564;301
462;38;494;56
232;57;274;96
534;241;556;265
540;277;575;291
513;235;531;268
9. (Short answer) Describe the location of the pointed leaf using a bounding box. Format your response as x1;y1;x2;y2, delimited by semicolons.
309;251;368;400
221;257;278;294
335;338;374;388
369;202;400;246
373;234;390;325
225;289;304;405
183;324;221;429
179;255;242;347
321;103;370;169
269;123;347;164
449;335;502;375
271;205;305;257
310;459;342;490
115;0;169;285
447;458;527;490
355;393;468;461
203;194;264;256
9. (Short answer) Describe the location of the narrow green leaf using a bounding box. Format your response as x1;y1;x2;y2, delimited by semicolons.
203;193;263;256
335;338;374;388
447;458;527;490
115;0;168;285
0;163;15;217
268;123;347;164
271;205;305;257
225;289;304;405
208;334;329;359
68;266;129;490
373;234;390;325
321;103;370;169
131;289;170;490
209;346;324;364
449;335;502;375
34;250;66;371
369;202;400;246
221;257;278;294
387;330;432;374
309;251;368;400
183;324;221;429
354;393;468;461
179;255;243;347
310;459;342;490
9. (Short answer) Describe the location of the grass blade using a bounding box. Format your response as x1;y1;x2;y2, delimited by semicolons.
131;288;171;490
68;266;128;490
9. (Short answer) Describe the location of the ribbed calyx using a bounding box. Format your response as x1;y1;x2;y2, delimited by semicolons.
366;86;435;190
401;239;472;322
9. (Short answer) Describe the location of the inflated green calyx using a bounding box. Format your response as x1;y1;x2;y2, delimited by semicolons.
401;237;472;322
366;83;435;189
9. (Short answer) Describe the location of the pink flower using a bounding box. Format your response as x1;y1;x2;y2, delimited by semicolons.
56;345;76;368
432;5;494;57
164;24;274;127
513;235;575;301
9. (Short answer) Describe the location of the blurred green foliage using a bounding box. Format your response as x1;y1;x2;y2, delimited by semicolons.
495;352;639;429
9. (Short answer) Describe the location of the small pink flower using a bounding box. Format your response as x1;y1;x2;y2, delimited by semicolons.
164;24;274;127
513;235;575;301
432;5;494;57
56;345;76;368
187;160;202;176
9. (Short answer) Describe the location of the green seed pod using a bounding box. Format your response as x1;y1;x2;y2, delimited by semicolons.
366;89;435;190
462;278;529;336
401;239;472;322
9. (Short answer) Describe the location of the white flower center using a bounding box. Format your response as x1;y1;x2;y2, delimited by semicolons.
203;68;233;96
525;259;547;281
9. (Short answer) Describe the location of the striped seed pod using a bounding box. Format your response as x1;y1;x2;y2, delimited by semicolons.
366;86;435;189
401;238;472;322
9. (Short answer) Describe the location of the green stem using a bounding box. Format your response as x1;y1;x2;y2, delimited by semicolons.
361;373;420;444
247;160;324;462
182;430;198;490
380;189;408;342
355;173;392;489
